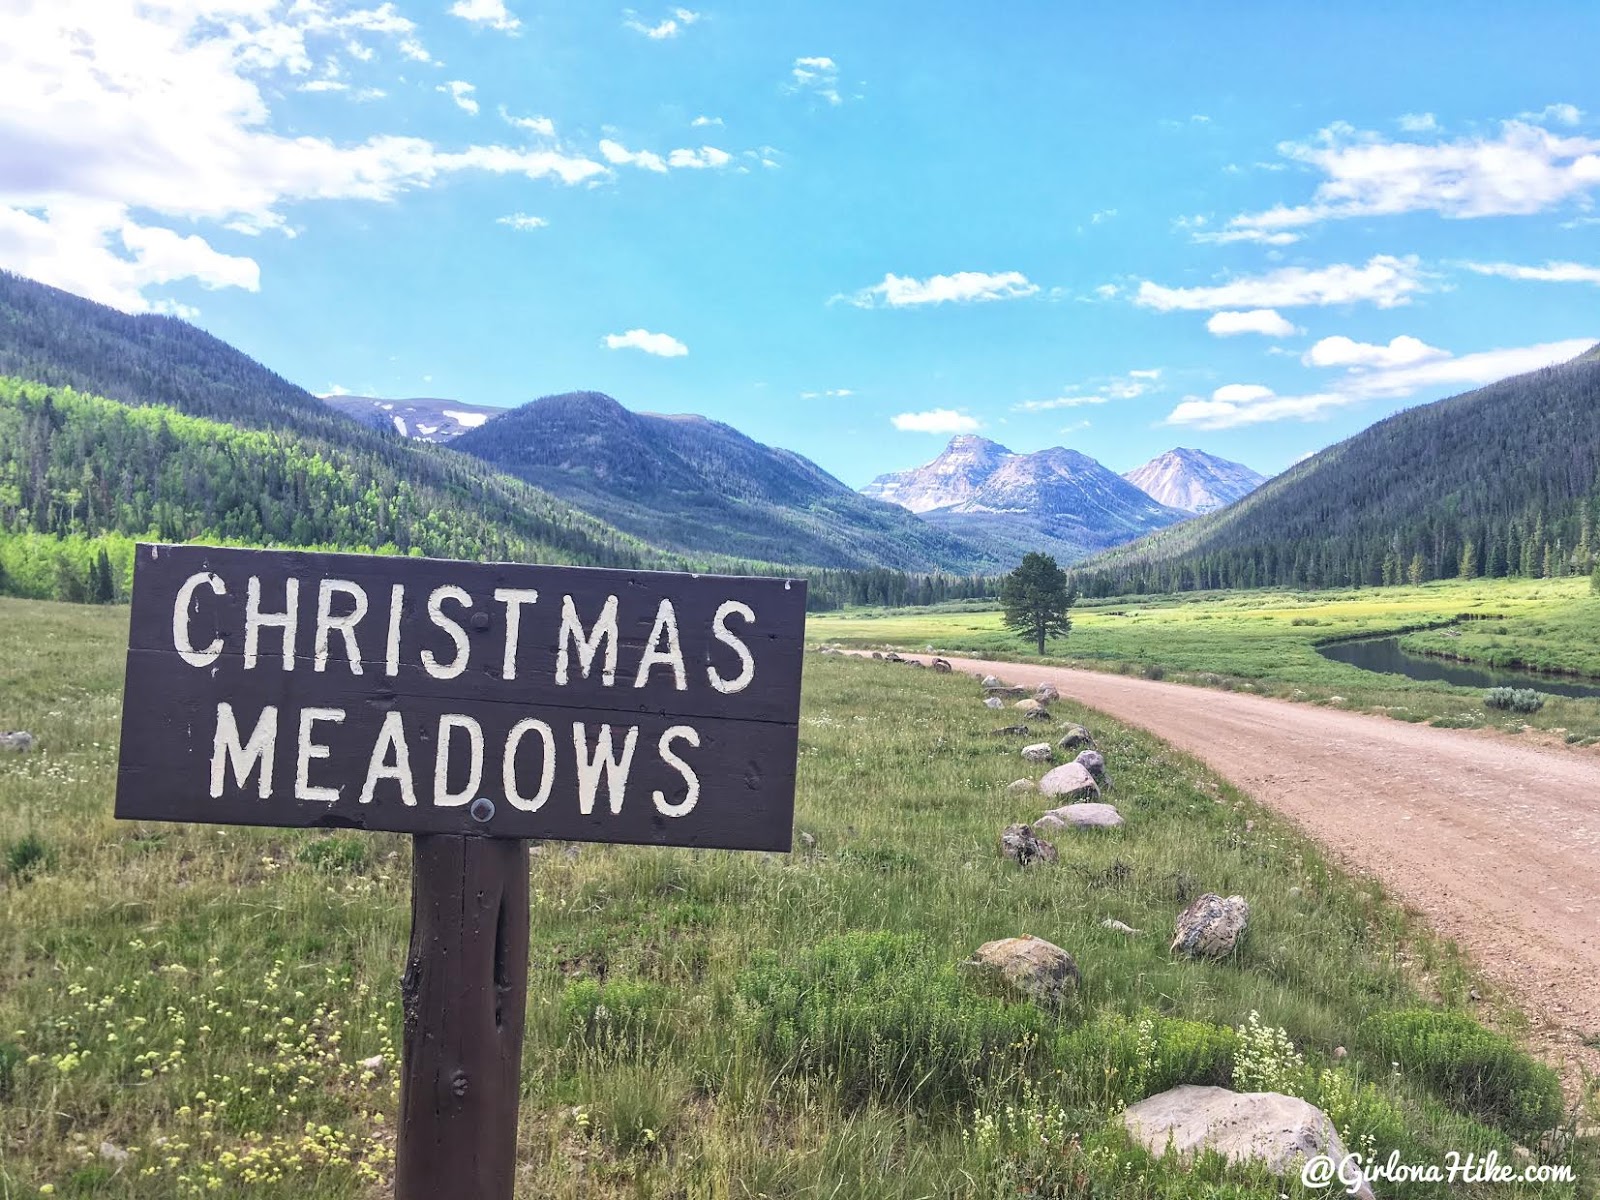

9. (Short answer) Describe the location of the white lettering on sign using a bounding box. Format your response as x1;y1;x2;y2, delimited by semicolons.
314;579;369;675
174;572;226;668
245;576;300;671
574;723;638;815
653;725;700;817
503;718;555;812
201;705;715;820
296;707;345;802
359;711;417;807
556;595;619;686
708;600;755;693
421;587;471;681
384;583;405;678
434;714;484;807
209;702;276;798
634;598;687;690
494;588;540;681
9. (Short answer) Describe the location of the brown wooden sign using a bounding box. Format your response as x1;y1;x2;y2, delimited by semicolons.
115;543;805;851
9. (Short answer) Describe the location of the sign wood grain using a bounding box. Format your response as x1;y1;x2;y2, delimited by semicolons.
115;544;806;851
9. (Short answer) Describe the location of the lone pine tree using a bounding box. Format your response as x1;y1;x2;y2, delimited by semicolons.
1000;551;1077;655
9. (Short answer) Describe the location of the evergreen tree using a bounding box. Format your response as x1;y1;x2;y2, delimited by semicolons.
1407;553;1427;586
1000;552;1077;655
1459;540;1477;579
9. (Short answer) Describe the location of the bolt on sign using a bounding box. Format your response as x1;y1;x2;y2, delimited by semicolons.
116;543;805;849
114;543;806;1199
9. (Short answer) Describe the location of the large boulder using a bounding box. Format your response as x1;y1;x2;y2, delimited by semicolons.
1058;724;1095;752
983;696;1005;710
1015;701;1052;721
1000;823;1057;867
969;935;1079;1008
1038;762;1101;800
1006;778;1037;794
1020;743;1054;764
1034;684;1060;703
982;675;1004;689
931;658;953;674
1170;893;1250;958
1035;802;1123;831
1123;1085;1375;1199
0;731;35;753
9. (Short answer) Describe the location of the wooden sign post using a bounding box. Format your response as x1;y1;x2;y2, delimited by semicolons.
114;544;806;1198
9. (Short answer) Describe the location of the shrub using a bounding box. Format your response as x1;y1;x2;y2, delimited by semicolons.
1483;687;1545;713
1056;1011;1235;1109
2;833;49;879
1360;1008;1564;1139
1233;1010;1307;1094
561;979;674;1052
734;931;1050;1108
1140;662;1166;680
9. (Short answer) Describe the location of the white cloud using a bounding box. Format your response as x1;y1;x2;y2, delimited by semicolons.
600;139;733;173
1206;309;1301;337
624;8;700;39
845;270;1039;308
323;384;352;397
1090;208;1117;224
1093;283;1119;299
691;115;723;128
1327;339;1595;399
439;81;479;116
790;56;842;106
1303;335;1448;369
603;328;688;357
1167;338;1593;429
1397;112;1439;133
501;109;555;137
1227;120;1600;235
1519;103;1583;126
891;409;981;434
1167;386;1362;429
0;204;260;313
0;0;606;311
1463;260;1600;285
496;212;548;230
449;0;521;33
1136;255;1425;311
1014;369;1161;412
800;388;855;399
1017;394;1109;412
667;146;733;169
1191;228;1302;246
598;139;667;173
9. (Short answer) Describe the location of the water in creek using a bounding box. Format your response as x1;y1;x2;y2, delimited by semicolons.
1316;636;1600;701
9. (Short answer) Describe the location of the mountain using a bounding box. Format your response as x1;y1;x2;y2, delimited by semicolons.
452;391;1001;573
0;271;662;580
1123;448;1266;514
863;437;1188;562
1080;344;1600;595
861;435;1015;511
321;394;504;442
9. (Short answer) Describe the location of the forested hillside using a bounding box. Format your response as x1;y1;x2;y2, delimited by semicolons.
0;379;661;599
1077;345;1600;595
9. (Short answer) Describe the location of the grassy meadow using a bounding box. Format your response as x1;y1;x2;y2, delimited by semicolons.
0;596;1592;1198
809;576;1600;743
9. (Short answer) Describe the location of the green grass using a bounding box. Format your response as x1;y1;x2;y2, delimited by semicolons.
0;596;1591;1197
809;576;1600;743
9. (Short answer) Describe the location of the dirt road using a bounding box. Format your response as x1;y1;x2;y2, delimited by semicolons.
910;653;1600;1083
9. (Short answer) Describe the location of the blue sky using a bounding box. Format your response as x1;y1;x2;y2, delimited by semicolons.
3;2;1597;487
